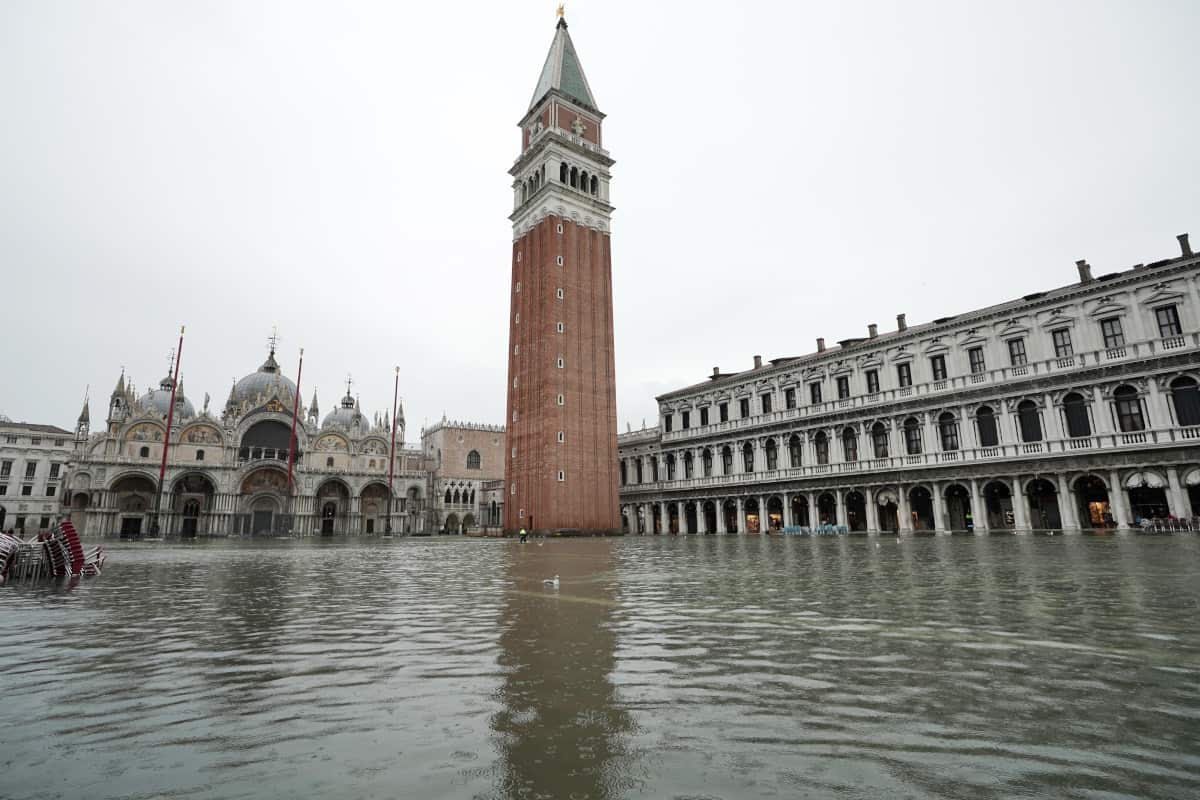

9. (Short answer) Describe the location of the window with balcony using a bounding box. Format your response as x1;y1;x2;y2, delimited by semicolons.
930;355;947;381
1052;329;1073;358
635;459;643;482
809;383;822;405
1170;376;1200;427
682;411;690;430
842;428;858;461
721;446;733;475
1156;305;1182;337
1100;317;1125;349
866;370;879;395
0;460;11;478
968;347;986;374
700;407;709;426
620;462;627;486
684;451;694;478
739;398;750;418
897;363;912;387
719;403;729;423
742;443;754;472
938;413;960;451
761;393;772;414
903;418;922;455
702;448;713;476
871;422;889;458
1113;386;1145;432
976;405;999;447
1062;393;1091;437
49;463;61;479
788;434;802;467
666;454;676;481
836;376;850;400
664;415;673;433
814;432;829;465
1017;400;1043;442
785;388;796;409
765;439;778;470
1008;338;1027;366
24;463;36;479
650;456;659;481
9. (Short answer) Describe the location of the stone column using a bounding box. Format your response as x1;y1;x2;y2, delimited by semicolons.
697;501;708;534
757;494;767;533
833;488;843;527
930;481;947;532
782;492;792;526
1057;473;1081;530
969;478;988;532
807;491;818;528
898;485;913;532
866;488;880;532
1146;379;1169;429
674;501;683;534
1011;477;1030;531
1167;466;1188;518
1108;469;1129;528
717;499;727;533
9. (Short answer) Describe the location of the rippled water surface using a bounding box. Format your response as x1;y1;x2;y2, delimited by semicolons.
3;535;1200;799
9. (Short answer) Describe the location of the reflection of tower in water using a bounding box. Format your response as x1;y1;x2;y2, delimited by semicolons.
491;540;637;799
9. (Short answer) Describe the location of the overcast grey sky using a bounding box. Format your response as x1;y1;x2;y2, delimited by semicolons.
1;1;1197;439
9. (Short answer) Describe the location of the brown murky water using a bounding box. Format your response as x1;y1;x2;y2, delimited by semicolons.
2;535;1200;799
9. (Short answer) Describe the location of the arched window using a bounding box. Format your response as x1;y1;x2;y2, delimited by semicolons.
590;175;598;195
938;412;959;451
196;449;205;461
1113;385;1145;432
1170;377;1200;427
326;456;334;467
1062;393;1091;437
520;184;527;203
650;456;659;481
871;422;888;458
444;489;452;503
635;459;643;483
788;434;802;467
683;451;694;479
765;439;778;470
580;170;588;190
453;489;461;504
842;428;858;461
814;432;829;465
466;450;481;469
666;453;676;480
742;442;755;472
702;448;713;476
903;417;922;455
721;446;733;475
976;406;999;447
570;166;578;188
620;461;628;485
1018;400;1042;442
139;446;149;458
560;162;568;183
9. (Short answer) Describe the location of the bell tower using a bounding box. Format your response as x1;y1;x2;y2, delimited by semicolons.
503;11;620;535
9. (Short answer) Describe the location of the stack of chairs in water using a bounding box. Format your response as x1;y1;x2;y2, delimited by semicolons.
0;520;105;585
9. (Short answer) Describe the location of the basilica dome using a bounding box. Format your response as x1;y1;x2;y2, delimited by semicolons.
231;350;297;409
139;376;196;420
322;392;368;431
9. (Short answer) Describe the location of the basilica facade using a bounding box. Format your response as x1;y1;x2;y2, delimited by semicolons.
619;233;1200;535
63;347;503;537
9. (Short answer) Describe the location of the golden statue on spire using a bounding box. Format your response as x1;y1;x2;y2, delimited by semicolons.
556;3;565;19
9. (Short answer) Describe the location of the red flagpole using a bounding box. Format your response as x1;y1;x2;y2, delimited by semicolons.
286;348;304;495
387;366;399;534
152;325;185;536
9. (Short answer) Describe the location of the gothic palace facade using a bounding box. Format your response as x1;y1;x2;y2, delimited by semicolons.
618;233;1200;535
54;347;504;538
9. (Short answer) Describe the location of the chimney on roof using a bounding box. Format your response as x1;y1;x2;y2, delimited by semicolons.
711;366;720;379
1179;233;1193;257
868;323;878;339
896;313;907;332
816;337;826;352
1076;259;1094;283
753;355;762;369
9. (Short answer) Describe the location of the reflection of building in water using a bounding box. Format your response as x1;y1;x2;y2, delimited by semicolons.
62;344;504;537
621;235;1200;533
492;539;635;799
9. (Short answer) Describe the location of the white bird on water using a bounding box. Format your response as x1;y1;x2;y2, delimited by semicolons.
543;575;560;587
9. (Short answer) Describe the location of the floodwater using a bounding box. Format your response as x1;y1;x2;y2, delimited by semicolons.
2;535;1200;800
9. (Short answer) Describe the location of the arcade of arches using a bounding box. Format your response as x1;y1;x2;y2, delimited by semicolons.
620;467;1200;534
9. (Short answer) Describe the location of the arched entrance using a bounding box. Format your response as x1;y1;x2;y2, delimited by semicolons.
983;481;1014;530
817;492;837;526
722;500;738;533
652;504;663;534
844;491;867;532
1126;473;1170;522
744;497;761;533
791;495;809;527
621;508;631;533
241;467;289;535
1074;475;1111;528
444;512;460;534
111;474;156;539
172;473;216;538
766;496;784;532
668;503;680;534
944;484;972;531
1026;478;1062;530
360;482;390;534
316;479;350;535
684;502;698;534
69;491;91;536
875;489;899;533
908;487;934;532
252;496;281;534
702;500;717;533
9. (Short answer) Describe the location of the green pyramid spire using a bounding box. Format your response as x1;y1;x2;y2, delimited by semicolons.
529;17;598;112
